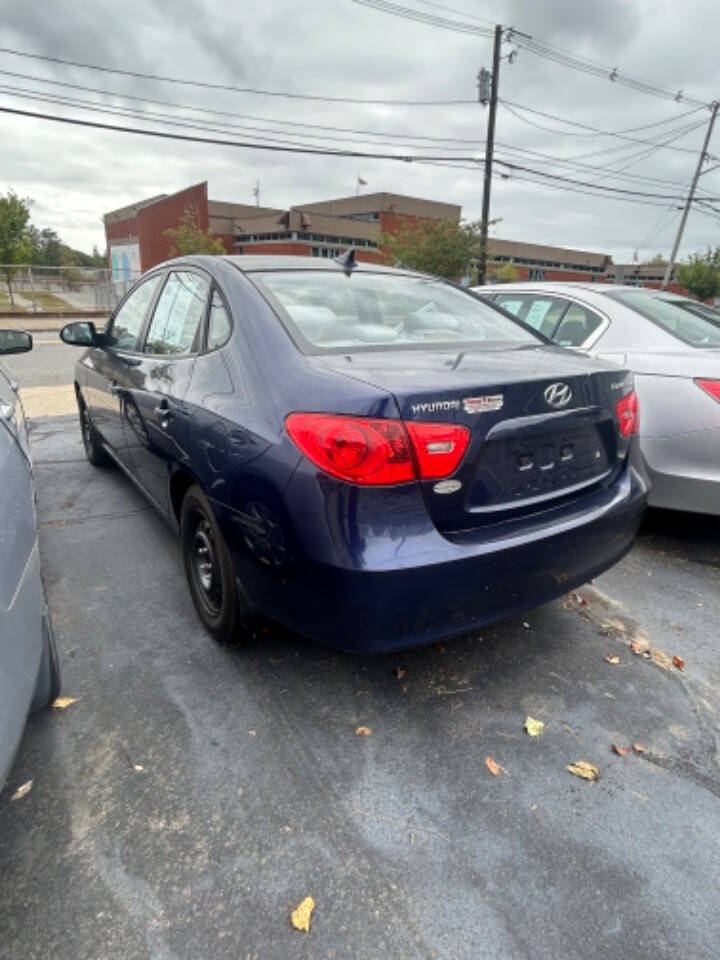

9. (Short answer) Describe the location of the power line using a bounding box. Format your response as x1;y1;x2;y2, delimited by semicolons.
501;100;711;155
7;102;720;206
0;82;485;153
352;0;711;107
0;45;473;106
0;72;702;191
0;67;487;144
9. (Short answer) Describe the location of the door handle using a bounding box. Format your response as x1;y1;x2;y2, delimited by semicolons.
154;403;173;420
109;381;121;396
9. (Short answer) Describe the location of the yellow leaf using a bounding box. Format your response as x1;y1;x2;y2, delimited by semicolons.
51;696;78;710
566;761;599;781
355;725;372;737
11;780;33;801
290;896;315;932
485;755;507;777
604;655;620;665
524;716;545;737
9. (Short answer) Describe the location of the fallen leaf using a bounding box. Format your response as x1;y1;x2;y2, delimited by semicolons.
632;743;646;754
604;655;621;665
629;641;645;656
394;667;406;681
51;696;78;710
672;655;685;671
566;761;599;781
355;725;372;737
484;755;508;777
11;780;33;801
611;744;629;756
290;896;315;932
524;716;545;737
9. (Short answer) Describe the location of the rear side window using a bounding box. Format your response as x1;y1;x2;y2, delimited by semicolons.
108;274;162;351
145;271;210;356
494;294;567;338
207;289;232;349
251;272;540;353
554;303;604;347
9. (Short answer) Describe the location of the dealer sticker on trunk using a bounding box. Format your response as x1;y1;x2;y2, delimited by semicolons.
463;394;504;414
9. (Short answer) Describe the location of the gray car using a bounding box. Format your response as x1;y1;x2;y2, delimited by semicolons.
476;283;720;515
0;330;60;792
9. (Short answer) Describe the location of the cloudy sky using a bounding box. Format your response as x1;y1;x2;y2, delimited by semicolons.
1;0;719;262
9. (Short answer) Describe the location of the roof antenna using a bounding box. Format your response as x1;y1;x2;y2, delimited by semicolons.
334;247;357;272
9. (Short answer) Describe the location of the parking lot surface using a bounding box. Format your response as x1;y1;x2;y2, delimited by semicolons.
1;348;719;960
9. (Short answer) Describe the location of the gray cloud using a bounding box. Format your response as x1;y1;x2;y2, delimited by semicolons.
0;0;718;261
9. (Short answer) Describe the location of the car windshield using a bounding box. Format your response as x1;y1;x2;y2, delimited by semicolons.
608;290;720;348
252;271;541;353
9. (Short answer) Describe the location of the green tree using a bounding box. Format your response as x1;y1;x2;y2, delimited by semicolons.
490;263;519;283
644;253;668;266
676;247;720;301
380;216;484;279
0;191;32;304
164;206;226;257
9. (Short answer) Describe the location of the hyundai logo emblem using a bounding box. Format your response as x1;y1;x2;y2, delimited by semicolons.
544;382;572;408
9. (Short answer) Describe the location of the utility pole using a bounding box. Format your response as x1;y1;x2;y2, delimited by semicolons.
476;24;502;286
662;100;719;289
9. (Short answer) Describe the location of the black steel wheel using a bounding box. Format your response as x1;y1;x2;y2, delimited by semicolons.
181;485;247;644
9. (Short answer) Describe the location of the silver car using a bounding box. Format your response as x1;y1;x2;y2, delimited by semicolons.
0;330;60;791
476;283;720;515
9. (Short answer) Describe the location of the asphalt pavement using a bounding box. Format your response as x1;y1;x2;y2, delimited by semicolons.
0;349;719;960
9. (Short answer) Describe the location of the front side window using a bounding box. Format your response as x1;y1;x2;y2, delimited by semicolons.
145;271;210;356
252;272;540;353
107;274;162;351
607;290;720;348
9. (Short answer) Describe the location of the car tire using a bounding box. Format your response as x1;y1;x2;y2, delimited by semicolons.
78;396;111;467
30;616;61;712
181;485;252;644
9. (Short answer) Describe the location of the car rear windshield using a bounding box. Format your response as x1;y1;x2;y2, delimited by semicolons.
251;271;541;353
608;290;720;348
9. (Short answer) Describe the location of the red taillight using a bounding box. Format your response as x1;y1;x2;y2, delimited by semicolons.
285;413;470;486
696;378;720;403
616;390;639;437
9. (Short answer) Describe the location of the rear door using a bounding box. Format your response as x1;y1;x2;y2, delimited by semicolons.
122;269;211;511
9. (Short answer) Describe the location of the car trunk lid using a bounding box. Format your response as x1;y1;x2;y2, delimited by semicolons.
316;344;632;533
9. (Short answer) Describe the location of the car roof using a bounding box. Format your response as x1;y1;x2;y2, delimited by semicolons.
165;253;425;278
479;281;648;296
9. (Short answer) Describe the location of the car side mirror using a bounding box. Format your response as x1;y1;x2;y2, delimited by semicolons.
60;321;103;347
0;329;33;355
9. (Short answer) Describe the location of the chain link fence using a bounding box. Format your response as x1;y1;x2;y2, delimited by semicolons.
0;265;141;314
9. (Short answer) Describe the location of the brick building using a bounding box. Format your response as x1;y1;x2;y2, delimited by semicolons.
103;183;460;279
103;180;683;291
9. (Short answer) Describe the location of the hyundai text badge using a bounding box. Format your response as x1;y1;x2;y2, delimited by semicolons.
544;382;572;408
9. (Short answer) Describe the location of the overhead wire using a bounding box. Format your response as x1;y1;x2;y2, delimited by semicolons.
0;45;474;106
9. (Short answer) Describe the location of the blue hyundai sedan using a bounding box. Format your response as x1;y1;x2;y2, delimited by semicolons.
60;255;648;651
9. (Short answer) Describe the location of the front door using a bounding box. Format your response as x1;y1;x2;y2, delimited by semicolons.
85;273;163;467
123;270;211;511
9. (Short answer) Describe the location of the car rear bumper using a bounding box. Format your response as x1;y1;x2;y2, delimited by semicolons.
642;432;720;515
235;458;648;652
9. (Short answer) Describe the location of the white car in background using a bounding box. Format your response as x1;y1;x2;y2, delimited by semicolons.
476;283;720;516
